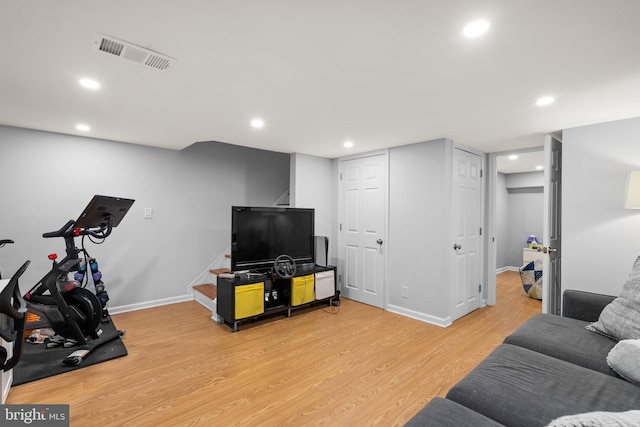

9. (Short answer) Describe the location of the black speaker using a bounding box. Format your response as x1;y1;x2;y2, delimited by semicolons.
315;236;329;266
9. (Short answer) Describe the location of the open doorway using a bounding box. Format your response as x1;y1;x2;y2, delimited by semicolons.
495;151;545;273
486;148;545;312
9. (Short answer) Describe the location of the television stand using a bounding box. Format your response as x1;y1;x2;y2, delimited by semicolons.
216;265;337;332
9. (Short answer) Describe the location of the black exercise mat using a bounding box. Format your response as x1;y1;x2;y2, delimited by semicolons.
12;319;127;386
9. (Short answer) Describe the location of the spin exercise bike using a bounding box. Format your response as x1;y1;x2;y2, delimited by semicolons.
0;238;29;371
0;260;30;371
23;195;134;365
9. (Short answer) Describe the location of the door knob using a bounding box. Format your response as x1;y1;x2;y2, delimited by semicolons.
453;244;462;250
542;247;557;254
376;239;383;245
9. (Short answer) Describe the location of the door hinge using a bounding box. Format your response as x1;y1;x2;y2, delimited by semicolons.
479;227;482;236
480;169;483;178
479;284;482;293
340;173;343;180
340;223;342;231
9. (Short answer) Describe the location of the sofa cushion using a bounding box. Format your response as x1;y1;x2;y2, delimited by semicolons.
404;397;504;427
504;313;617;376
446;344;640;427
562;290;616;322
587;255;640;340
607;339;640;385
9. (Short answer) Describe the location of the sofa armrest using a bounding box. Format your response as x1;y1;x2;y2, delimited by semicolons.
562;290;615;322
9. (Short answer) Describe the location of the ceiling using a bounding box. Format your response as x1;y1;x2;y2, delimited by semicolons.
1;1;640;159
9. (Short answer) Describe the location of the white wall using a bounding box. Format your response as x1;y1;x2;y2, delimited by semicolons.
563;117;640;296
290;153;335;264
387;139;452;325
0;125;290;311
505;171;544;188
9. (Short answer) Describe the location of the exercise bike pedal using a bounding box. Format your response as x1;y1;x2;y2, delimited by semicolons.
63;349;90;366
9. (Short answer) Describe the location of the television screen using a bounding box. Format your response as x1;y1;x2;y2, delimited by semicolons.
231;206;315;272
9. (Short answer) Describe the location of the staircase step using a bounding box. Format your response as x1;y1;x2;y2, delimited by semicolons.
193;283;217;300
210;267;231;276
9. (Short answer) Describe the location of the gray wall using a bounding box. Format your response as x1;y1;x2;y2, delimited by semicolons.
504;188;543;267
494;171;544;269
495;173;509;268
563;117;640;296
0;125;289;310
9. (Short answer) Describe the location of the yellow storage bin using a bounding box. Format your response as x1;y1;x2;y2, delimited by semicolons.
291;274;315;306
235;282;264;319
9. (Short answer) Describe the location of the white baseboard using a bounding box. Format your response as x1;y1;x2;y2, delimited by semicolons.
386;304;452;328
109;294;193;315
496;266;520;274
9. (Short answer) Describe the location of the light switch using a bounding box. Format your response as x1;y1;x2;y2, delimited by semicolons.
144;208;153;219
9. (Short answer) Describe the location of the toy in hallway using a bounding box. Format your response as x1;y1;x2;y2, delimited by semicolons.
527;235;541;250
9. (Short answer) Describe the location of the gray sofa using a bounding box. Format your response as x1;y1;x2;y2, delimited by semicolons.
406;290;640;426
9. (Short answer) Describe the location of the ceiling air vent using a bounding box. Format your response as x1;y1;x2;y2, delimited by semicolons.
93;32;176;71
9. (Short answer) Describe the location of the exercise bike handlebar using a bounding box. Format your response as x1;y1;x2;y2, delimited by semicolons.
42;216;114;240
42;220;76;239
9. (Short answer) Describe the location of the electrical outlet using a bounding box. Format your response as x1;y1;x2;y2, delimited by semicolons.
401;286;408;298
144;207;153;219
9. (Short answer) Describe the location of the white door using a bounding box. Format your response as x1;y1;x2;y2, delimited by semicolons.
543;135;562;315
451;148;483;321
338;152;387;308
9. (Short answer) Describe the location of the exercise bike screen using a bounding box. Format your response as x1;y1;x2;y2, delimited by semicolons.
75;195;135;229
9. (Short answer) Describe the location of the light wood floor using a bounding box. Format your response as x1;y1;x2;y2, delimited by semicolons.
8;271;540;426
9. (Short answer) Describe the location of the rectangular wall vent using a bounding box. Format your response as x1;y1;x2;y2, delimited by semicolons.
94;32;176;71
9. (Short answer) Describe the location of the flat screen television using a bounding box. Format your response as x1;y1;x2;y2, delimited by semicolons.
231;206;315;272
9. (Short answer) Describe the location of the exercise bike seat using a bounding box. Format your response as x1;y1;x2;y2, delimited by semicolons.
0;260;30;371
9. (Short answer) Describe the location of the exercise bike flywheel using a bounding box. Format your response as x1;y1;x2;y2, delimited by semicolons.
54;287;102;339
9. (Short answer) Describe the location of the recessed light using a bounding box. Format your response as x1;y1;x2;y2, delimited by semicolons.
508;154;518;160
79;78;100;89
535;165;544;170
463;20;490;38
251;119;264;128
76;124;90;132
536;96;555;106
344;141;354;148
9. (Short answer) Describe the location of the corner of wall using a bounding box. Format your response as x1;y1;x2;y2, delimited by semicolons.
289;154;298;207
